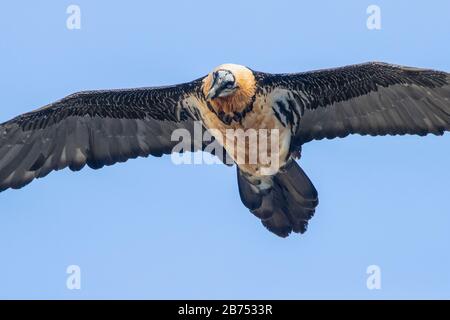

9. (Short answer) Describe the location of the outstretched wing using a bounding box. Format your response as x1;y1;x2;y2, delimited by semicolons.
0;79;207;192
256;62;450;146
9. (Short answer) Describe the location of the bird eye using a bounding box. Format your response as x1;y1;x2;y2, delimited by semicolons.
226;82;234;88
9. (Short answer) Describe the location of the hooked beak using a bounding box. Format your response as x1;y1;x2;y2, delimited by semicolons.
206;69;237;100
206;86;218;100
206;82;221;100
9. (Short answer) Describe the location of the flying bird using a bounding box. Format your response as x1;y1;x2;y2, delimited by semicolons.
1;62;449;237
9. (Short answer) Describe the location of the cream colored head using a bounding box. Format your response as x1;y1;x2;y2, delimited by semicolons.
202;64;256;114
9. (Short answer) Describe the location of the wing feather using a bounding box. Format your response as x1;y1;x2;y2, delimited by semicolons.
0;79;208;192
255;62;450;146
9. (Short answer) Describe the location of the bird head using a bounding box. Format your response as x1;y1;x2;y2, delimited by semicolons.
206;69;239;100
203;64;256;114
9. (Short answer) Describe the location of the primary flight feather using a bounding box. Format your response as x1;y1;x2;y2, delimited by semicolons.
1;62;449;237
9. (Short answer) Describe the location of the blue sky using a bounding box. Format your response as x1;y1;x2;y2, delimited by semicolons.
0;0;449;299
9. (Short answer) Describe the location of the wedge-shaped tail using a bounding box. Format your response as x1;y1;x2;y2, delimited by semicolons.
237;160;319;237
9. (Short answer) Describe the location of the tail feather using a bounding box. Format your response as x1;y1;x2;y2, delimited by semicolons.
237;160;319;237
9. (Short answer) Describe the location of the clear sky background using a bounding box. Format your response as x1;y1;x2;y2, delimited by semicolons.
0;0;449;299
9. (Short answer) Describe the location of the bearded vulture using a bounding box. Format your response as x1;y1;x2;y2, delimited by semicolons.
1;62;449;237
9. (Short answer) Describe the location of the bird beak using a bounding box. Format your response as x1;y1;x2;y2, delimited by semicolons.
206;85;219;100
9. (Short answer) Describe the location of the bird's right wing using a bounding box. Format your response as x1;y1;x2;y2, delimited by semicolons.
0;78;216;192
256;62;450;147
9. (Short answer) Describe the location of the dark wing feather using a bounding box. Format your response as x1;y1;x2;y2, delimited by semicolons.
0;79;206;192
255;62;450;146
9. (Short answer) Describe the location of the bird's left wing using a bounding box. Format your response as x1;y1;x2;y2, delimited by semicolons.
255;62;450;147
0;79;208;192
